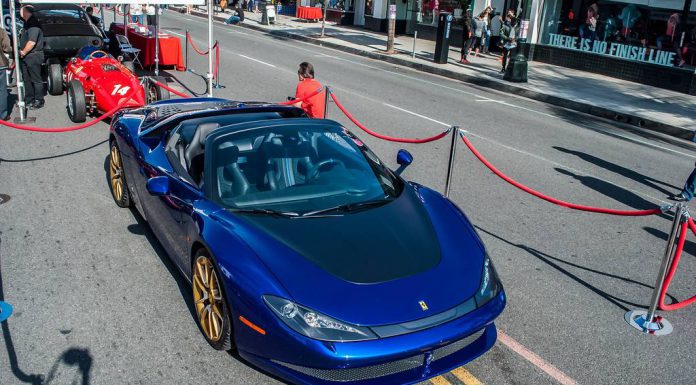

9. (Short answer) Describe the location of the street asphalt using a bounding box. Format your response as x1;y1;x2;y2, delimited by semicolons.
1;9;696;385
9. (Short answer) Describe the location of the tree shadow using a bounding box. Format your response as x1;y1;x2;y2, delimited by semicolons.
0;140;108;163
554;167;670;219
554;146;680;196
475;226;678;312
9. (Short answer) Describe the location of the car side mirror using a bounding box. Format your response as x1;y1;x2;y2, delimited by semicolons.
397;149;413;166
146;176;169;196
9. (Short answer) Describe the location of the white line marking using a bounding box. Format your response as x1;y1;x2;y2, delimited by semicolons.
383;103;450;127
163;29;185;38
238;54;276;68
475;99;496;102
498;331;581;385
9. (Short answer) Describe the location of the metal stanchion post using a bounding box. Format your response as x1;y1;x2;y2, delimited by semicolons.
9;0;30;122
444;126;459;197
185;29;189;71
625;203;684;336
213;43;225;89
154;5;160;76
323;86;331;118
412;31;417;59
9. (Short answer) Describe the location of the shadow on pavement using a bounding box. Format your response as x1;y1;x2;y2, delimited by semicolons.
644;226;696;261
476;226;677;311
0;140;108;164
554;146;680;196
554;167;670;219
0;238;92;385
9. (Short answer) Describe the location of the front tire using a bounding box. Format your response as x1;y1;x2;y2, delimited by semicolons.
67;80;86;123
108;141;133;208
146;76;170;104
47;63;63;95
193;250;233;351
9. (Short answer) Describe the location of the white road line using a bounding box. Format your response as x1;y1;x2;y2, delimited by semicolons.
163;29;185;38
238;54;277;68
475;99;496;102
381;102;669;204
498;331;581;385
383;103;450;127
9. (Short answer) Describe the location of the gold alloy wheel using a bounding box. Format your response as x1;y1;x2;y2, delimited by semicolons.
109;145;124;201
193;255;225;342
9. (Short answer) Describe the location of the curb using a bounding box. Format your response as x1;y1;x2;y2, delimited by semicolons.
175;7;696;146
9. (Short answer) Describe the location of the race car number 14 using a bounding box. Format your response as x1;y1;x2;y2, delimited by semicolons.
112;85;131;96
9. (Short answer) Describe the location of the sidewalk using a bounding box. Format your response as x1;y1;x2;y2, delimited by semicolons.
176;6;696;142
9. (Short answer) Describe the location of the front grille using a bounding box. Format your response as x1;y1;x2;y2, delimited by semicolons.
272;329;486;382
274;355;424;382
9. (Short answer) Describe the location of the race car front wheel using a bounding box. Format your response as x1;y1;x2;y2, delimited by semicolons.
47;63;63;96
67;80;86;123
146;76;170;104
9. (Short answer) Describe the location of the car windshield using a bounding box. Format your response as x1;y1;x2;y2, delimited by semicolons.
36;9;90;24
208;123;403;215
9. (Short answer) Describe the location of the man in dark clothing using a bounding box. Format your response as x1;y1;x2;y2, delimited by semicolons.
86;6;102;29
460;10;475;64
224;0;245;24
0;28;12;120
19;5;45;110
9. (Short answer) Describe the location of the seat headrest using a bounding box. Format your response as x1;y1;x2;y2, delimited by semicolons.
218;144;240;162
197;123;220;146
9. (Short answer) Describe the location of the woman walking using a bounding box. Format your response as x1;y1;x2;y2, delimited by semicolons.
459;10;476;64
499;13;517;73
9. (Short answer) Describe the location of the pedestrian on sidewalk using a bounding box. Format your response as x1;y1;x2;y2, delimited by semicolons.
499;13;517;74
490;10;502;54
293;62;326;119
669;163;696;202
460;10;475;64
473;11;487;57
0;27;12;120
224;0;245;24
480;7;492;54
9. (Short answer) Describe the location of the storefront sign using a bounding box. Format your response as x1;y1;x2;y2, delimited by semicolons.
547;33;677;67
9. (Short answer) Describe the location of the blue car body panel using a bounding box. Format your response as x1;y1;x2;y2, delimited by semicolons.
109;98;506;385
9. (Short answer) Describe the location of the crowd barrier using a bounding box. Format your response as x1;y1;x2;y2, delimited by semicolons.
2;72;693;336
184;31;224;90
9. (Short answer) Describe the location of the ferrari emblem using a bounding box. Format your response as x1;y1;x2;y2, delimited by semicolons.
418;301;429;311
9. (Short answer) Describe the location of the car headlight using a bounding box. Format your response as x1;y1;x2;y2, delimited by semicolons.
474;255;501;307
264;295;377;342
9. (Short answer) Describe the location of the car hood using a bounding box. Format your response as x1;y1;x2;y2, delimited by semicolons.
226;184;486;326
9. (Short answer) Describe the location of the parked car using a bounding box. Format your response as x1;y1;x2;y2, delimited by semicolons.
50;45;168;122
107;99;506;385
31;3;106;61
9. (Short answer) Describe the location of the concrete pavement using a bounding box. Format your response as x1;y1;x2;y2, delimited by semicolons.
176;5;696;142
2;9;696;385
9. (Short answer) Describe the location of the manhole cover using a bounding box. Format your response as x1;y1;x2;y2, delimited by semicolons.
0;193;10;205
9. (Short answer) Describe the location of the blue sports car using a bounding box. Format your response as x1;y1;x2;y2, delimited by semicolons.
108;98;506;385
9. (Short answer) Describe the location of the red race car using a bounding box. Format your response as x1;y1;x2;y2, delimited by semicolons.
48;46;169;122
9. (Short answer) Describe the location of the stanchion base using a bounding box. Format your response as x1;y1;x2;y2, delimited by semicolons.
212;84;225;89
625;310;673;336
13;116;36;124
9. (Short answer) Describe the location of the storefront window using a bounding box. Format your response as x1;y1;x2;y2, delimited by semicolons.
537;0;696;67
419;0;470;26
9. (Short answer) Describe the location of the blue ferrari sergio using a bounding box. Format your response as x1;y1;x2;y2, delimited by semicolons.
107;98;506;385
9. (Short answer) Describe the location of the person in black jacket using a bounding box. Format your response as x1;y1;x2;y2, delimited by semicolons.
19;5;45;110
460;10;476;63
224;0;245;24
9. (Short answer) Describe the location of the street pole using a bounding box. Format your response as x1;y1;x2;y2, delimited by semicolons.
386;2;396;53
321;0;328;37
154;5;160;76
0;0;7;88
9;0;25;121
207;0;214;96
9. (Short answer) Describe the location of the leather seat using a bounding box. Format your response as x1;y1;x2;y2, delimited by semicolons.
184;122;220;185
262;136;316;190
216;145;250;199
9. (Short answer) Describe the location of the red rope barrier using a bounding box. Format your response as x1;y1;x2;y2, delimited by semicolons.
461;134;663;216
330;93;451;144
0;88;138;133
186;32;218;56
151;80;192;99
278;87;325;106
214;43;220;80
658;218;696;311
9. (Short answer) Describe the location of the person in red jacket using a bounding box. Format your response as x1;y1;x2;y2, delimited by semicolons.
293;62;326;119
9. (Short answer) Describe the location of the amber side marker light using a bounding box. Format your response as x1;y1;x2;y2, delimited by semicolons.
240;316;266;335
